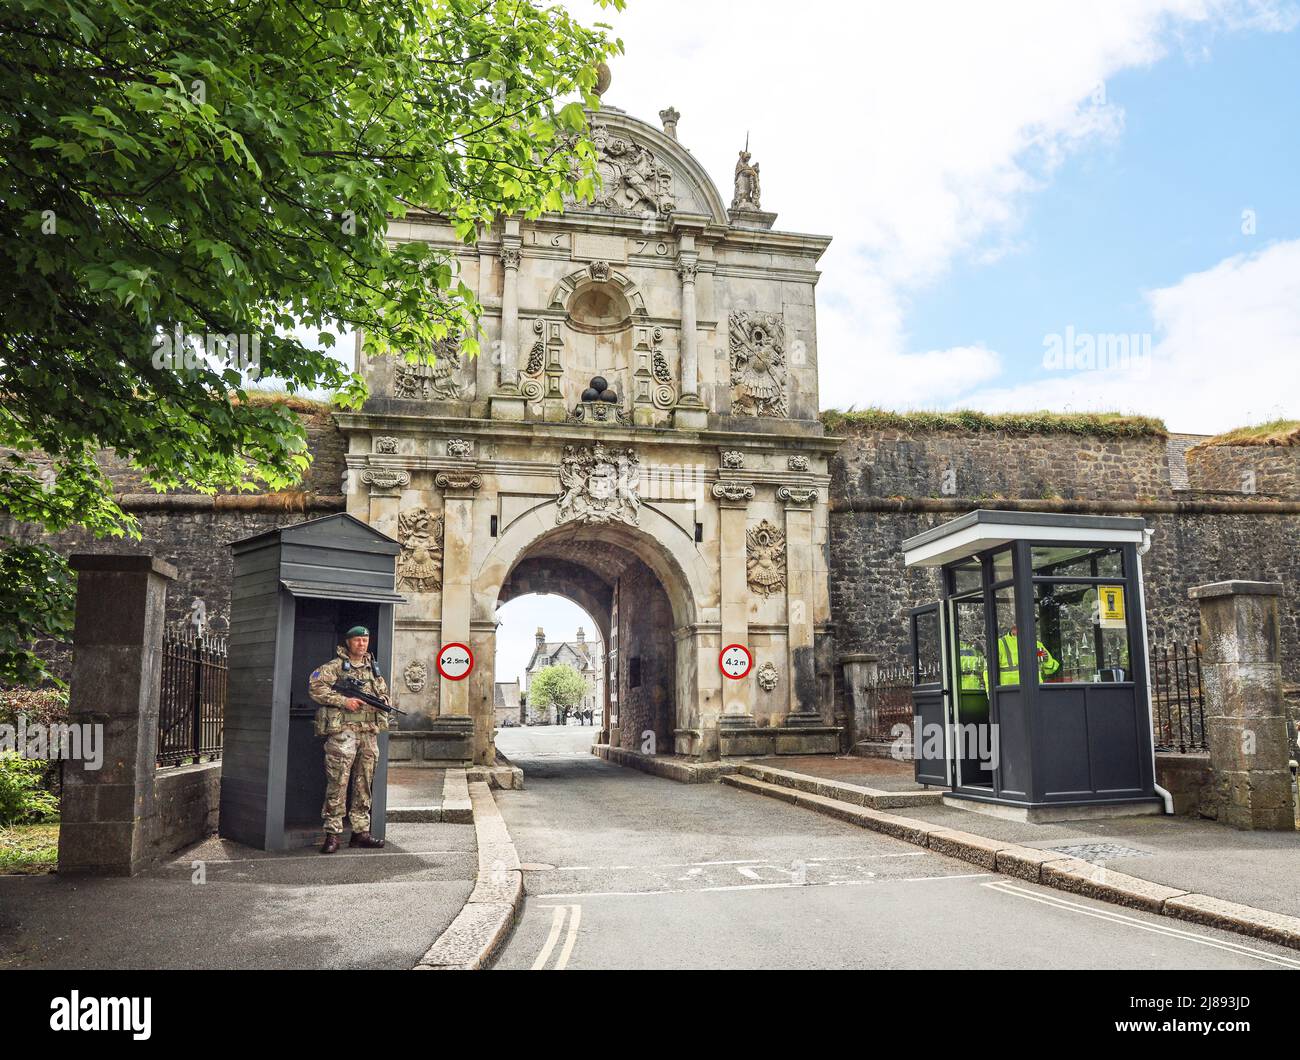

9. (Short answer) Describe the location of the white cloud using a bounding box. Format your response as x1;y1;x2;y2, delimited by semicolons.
958;239;1300;431
573;0;1297;423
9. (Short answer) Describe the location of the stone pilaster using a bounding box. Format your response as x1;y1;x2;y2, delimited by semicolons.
673;233;708;429
58;555;176;875
714;482;755;725
1190;580;1296;830
780;486;821;725
361;466;409;541
489;217;526;421
435;471;481;744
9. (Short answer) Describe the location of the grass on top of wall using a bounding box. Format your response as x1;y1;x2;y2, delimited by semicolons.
821;407;1168;438
1191;419;1300;449
234;386;334;416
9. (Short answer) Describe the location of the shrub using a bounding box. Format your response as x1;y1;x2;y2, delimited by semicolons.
0;752;59;826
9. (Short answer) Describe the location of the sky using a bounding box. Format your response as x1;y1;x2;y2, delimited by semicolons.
570;0;1300;433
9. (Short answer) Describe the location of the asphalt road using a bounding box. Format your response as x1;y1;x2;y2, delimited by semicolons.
492;749;1300;971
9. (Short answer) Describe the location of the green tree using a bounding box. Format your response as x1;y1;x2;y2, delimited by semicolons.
0;0;623;683
528;664;586;724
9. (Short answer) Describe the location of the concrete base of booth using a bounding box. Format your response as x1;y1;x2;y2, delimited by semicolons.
719;725;842;758
942;793;1166;823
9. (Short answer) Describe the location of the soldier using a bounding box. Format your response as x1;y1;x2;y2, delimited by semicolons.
309;625;390;854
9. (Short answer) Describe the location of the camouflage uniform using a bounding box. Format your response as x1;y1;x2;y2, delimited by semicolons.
309;647;391;835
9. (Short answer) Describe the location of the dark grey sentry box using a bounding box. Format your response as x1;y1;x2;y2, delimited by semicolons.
219;513;405;850
903;511;1163;823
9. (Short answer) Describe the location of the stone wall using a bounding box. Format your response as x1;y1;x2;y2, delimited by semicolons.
1186;443;1300;497
827;428;1300;690
613;562;675;754
833;428;1172;502
148;762;221;857
6;407;347;676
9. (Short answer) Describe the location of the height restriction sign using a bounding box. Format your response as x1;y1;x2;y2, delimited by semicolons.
719;644;753;680
436;642;474;681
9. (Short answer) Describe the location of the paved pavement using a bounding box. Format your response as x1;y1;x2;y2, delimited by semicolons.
496;723;597;759
388;766;446;808
492;751;1300;970
0;823;475;970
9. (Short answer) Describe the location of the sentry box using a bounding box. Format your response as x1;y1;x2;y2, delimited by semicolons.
219;514;406;850
902;511;1164;822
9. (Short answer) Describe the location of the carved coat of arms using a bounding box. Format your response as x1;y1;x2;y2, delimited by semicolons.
587;122;675;217
396;507;444;592
393;335;465;401
556;443;641;526
746;519;787;597
730;311;788;417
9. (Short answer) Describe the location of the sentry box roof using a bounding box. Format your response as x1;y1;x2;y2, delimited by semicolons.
902;510;1148;569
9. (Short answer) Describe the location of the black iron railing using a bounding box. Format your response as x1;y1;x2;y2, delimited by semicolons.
1149;638;1205;753
158;630;227;767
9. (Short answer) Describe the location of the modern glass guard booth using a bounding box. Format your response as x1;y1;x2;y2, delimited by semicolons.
902;511;1165;821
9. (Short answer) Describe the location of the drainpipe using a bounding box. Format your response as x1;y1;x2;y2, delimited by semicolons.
1136;526;1174;814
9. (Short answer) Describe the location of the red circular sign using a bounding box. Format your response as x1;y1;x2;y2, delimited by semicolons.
436;642;474;681
719;644;753;680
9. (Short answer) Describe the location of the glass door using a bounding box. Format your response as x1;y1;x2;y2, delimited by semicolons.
909;603;949;787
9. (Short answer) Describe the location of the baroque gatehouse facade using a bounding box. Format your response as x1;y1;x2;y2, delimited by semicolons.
338;88;839;766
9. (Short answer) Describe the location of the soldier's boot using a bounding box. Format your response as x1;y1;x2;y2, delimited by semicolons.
349;830;385;849
321;834;341;854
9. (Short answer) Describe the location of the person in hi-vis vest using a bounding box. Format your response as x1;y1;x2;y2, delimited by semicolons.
984;624;1059;691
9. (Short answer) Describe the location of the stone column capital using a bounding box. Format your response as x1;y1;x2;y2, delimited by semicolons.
777;485;818;508
435;470;482;495
712;481;755;506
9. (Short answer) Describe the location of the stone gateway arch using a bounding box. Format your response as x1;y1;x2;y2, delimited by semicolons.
337;91;839;767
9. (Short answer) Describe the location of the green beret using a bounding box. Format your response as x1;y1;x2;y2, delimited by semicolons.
345;625;370;638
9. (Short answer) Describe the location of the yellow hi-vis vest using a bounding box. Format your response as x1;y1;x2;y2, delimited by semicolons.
958;645;985;690
996;634;1060;686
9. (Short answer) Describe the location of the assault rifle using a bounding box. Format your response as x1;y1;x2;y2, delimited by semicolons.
331;676;408;716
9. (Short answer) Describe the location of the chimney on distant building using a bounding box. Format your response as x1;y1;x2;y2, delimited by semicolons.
576;627;585;643
536;627;546;645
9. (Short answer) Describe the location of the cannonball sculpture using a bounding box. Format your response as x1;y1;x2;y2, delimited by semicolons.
589;375;608;394
598;389;618;403
581;387;599;402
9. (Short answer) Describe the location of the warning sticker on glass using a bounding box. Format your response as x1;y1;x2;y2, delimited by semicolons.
1098;585;1126;628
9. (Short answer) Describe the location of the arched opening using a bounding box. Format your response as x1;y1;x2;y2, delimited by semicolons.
485;519;687;765
493;592;605;746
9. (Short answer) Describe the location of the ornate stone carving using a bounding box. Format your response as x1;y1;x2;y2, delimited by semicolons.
756;661;779;692
712;481;755;503
746;519;787;597
447;438;472;458
788;454;809;472
777;485;818;506
557;443;641;526
589;260;611;283
396;508;443;592
435;471;482;491
588;121;675;217
729;311;788;418
677;260;697;283
499;246;521;270
520;319;547;401
394;336;464;401
573;399;630;425
721;450;745;469
403;661;428;694
374;436;398;455
659;106;680;139
361;468;410;490
732;147;762;211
